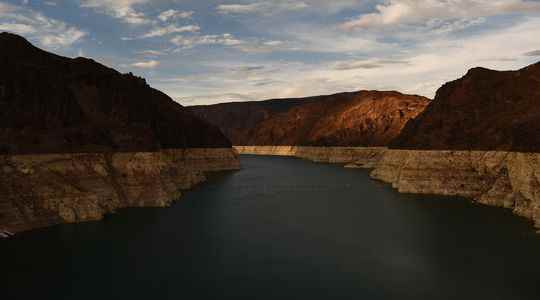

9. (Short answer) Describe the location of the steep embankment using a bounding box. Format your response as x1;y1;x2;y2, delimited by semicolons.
392;62;540;151
0;32;239;234
373;62;540;228
190;91;429;146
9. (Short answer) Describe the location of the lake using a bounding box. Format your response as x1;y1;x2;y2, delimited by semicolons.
3;155;540;299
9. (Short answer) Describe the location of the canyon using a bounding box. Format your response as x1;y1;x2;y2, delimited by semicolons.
3;30;540;234
0;33;239;234
202;62;540;229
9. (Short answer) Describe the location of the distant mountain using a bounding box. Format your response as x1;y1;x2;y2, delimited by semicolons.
391;62;540;151
189;91;430;146
0;32;231;154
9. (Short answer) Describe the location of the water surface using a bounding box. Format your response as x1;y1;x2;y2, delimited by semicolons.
3;155;540;299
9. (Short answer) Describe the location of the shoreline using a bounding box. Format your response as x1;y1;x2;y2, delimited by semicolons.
0;148;240;235
235;146;540;229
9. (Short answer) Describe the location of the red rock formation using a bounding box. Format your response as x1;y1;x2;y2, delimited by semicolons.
189;91;430;146
391;62;540;151
0;32;231;154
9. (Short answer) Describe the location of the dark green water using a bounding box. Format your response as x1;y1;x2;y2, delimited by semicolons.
3;155;540;299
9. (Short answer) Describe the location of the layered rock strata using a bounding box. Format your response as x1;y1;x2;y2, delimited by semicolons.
370;150;540;228
234;146;386;165
0;148;239;233
0;33;240;234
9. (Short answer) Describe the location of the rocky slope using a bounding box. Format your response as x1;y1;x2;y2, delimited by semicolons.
373;62;540;228
0;33;239;234
370;150;540;228
392;62;540;151
1;149;238;233
190;91;429;146
0;32;231;154
235;146;386;167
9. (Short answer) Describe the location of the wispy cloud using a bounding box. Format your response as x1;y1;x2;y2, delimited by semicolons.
333;59;409;70
342;0;540;30
80;0;149;24
140;24;200;38
136;49;167;56
0;2;86;48
217;1;309;15
171;33;244;49
524;50;540;57
158;9;193;22
130;60;160;68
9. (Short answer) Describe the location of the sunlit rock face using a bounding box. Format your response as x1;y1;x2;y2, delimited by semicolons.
189;91;430;147
391;62;540;151
0;33;239;233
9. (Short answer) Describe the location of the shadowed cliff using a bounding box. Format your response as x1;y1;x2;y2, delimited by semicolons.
391;62;540;151
0;32;231;154
189;91;430;146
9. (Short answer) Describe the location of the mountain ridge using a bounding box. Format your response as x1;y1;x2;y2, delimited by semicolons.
0;32;231;154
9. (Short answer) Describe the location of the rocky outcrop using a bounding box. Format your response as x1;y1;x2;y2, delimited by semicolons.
0;33;240;234
370;150;540;228
0;148;239;233
392;62;540;151
191;91;429;147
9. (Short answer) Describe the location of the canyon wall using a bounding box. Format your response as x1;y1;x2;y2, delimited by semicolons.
371;150;540;228
235;146;386;166
236;146;540;229
0;148;239;233
190;91;429;147
0;33;241;234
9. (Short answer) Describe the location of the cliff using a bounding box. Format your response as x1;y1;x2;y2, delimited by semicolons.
392;62;540;151
0;149;239;233
0;33;239;234
370;150;540;228
190;91;429;146
235;146;386;167
0;32;231;154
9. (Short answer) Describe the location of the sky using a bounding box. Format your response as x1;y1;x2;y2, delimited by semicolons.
1;0;540;105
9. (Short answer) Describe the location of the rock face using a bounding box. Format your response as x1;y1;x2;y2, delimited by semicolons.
190;91;429;146
0;149;239;233
373;62;540;228
0;32;231;154
0;33;239;233
370;150;540;228
392;62;540;151
235;146;386;166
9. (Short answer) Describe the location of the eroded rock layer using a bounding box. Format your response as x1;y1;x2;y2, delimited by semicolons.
371;150;540;228
235;146;386;166
0;148;239;233
0;33;240;234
